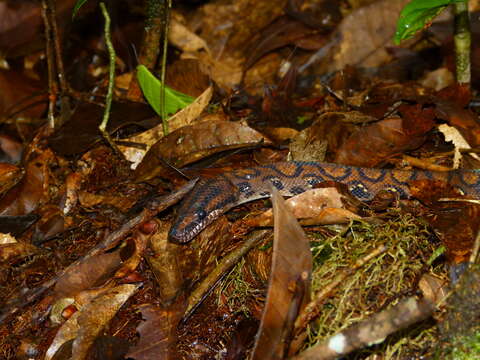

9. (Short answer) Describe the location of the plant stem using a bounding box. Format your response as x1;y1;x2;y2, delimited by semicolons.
454;0;471;85
159;0;172;136
99;2;122;156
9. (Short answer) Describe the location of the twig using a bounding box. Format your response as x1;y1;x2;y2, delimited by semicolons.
98;2;122;156
469;227;480;264
40;0;57;129
293;243;388;335
183;230;269;322
292;297;434;360
159;0;172;135
453;1;471;85
47;0;67;93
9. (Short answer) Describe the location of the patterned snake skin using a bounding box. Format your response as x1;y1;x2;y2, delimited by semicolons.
169;162;480;243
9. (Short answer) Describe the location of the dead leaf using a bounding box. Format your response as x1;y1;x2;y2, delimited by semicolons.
126;303;185;360
247;188;360;228
70;284;140;360
251;188;312;359
0;148;56;216
135;120;269;181
303;0;410;73
54;250;123;298
120;86;213;168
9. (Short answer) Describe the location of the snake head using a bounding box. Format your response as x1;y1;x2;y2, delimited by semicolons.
169;177;239;243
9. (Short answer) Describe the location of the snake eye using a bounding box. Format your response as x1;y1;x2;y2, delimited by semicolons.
196;209;207;220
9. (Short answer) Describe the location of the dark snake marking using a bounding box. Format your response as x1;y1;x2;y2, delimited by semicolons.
259;163;306;178
347;180;372;199
357;168;386;183
169;162;480;243
313;163;352;182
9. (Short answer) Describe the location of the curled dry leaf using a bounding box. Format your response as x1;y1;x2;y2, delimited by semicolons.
146;219;184;304
54;250;123;298
0;163;23;196
251;188;312;359
418;274;448;305
0;148;56;216
247;188;360;228
70;284;140;360
135;120;269;181
45;310;81;360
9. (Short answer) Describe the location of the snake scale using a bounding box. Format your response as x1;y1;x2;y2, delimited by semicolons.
168;162;480;243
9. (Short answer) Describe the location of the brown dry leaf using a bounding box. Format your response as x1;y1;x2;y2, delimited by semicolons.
70;284;140;360
0;0;76;58
0;241;38;262
0;69;47;119
45;311;80;360
334;117;427;167
179;0;287;91
0;134;23;163
410;180;479;264
0;148;56;216
247;188;360;228
251;188;312;359
244;17;329;71
135;120;269;181
77;191;137;211
120;86;213;168
126;303;185;360
303;0;410;73
436;99;480;149
54;250;123;298
0;163;23;197
169;14;211;55
289;128;327;162
146;219;185;304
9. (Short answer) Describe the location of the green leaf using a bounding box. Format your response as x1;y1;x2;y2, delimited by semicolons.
72;0;89;20
136;65;195;118
394;0;465;44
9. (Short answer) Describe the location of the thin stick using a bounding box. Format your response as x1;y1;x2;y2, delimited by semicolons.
98;2;122;155
41;0;57;129
294;243;388;334
159;0;172;135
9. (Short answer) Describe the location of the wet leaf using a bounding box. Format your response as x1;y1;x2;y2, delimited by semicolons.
395;0;460;44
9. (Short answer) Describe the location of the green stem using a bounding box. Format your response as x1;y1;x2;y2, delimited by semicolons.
99;2;121;155
453;0;471;85
159;0;171;136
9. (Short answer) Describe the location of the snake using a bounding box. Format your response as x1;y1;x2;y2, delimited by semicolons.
168;161;480;243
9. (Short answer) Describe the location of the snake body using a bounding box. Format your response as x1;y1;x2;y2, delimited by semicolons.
169;162;480;243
